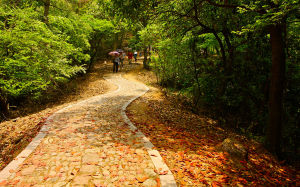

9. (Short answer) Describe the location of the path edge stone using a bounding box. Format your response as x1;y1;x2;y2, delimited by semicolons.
0;131;47;182
116;75;177;187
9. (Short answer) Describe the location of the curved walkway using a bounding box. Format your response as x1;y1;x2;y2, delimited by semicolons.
0;74;176;186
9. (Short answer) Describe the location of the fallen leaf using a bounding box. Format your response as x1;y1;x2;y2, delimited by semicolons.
159;170;169;175
136;176;149;183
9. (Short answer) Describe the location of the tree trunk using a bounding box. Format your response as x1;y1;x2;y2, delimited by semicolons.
213;31;228;100
191;38;201;110
113;33;118;50
118;31;124;49
212;31;226;67
143;47;149;69
222;29;234;75
0;88;9;117
43;0;50;24
265;23;286;156
203;48;208;58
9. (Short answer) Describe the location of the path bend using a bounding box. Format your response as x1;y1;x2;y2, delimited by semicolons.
0;74;176;187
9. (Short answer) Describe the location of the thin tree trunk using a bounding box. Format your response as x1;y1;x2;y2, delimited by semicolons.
118;31;124;49
113;33;118;50
155;52;160;84
43;0;50;24
143;47;149;69
212;31;226;69
265;23;286;156
0;88;9;117
191;38;201;110
222;29;234;75
213;31;228;100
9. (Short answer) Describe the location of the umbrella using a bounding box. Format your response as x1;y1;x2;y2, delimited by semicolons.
108;51;120;56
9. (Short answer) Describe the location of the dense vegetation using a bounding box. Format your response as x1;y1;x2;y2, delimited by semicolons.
0;0;116;116
0;0;299;163
110;0;299;161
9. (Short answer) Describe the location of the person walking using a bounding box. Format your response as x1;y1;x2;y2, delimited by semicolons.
134;51;138;62
113;55;120;73
128;51;133;64
120;52;125;69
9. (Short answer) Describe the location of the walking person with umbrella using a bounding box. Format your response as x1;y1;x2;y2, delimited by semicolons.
109;51;120;73
117;49;125;69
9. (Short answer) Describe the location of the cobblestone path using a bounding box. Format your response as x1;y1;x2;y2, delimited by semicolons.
0;74;176;186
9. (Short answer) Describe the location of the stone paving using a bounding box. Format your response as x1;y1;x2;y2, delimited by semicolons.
0;74;176;186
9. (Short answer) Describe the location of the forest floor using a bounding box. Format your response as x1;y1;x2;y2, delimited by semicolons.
0;60;298;186
124;65;299;186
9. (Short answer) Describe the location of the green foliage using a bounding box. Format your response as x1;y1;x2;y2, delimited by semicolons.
140;0;299;159
235;0;299;34
0;1;116;103
0;7;86;100
138;24;161;48
49;14;92;62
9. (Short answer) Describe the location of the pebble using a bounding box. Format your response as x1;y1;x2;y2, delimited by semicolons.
144;169;158;178
21;166;35;176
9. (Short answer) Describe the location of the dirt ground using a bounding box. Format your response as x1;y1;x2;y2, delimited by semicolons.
124;66;299;186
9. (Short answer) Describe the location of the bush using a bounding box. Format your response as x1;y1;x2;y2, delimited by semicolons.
0;7;85;101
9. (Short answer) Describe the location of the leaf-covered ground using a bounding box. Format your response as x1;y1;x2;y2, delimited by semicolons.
124;67;299;186
0;60;298;186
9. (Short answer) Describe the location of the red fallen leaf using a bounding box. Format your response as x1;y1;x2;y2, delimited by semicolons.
39;162;46;167
176;170;185;178
119;176;126;182
9;180;20;185
208;173;216;178
155;178;161;187
199;179;208;185
185;161;190;166
55;166;62;172
178;151;185;160
212;181;222;187
136;176;149;183
238;177;248;184
0;180;8;186
159;170;169;175
240;160;247;165
218;178;229;184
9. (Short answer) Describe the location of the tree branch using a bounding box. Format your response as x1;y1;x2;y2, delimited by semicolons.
204;0;266;14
